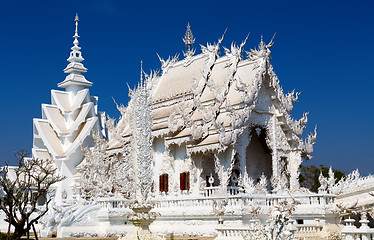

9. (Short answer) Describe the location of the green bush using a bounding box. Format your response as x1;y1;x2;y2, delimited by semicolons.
0;232;18;240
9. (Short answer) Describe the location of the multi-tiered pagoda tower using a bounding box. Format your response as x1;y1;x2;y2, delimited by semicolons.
32;15;105;204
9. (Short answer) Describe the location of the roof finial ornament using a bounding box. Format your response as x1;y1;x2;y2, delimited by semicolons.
183;22;195;51
183;22;196;58
74;14;79;36
67;13;84;63
140;60;144;85
58;14;92;90
267;33;276;49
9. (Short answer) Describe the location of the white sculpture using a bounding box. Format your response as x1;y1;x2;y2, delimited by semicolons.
79;133;134;198
255;173;268;194
241;199;297;240
129;70;154;201
318;172;328;193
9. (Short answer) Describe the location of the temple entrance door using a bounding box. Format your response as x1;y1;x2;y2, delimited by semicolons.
246;127;272;183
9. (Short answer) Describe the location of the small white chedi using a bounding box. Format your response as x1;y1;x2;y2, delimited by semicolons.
5;16;374;239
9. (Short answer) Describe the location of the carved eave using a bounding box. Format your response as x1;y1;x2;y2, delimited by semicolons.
42;102;94;136
152;128;171;138
106;126;132;149
272;110;303;151
106;138;131;152
51;89;90;113
64;62;88;74
186;134;223;155
107;138;124;150
33;116;98;159
32;148;51;161
165;136;192;149
265;66;297;113
58;74;93;89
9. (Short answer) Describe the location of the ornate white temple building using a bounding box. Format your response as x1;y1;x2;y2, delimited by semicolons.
4;16;374;240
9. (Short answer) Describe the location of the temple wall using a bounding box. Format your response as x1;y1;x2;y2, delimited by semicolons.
152;137;167;195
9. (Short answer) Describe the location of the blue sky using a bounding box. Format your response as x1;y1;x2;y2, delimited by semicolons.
0;0;373;175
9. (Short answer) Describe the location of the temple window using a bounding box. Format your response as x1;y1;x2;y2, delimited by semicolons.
229;169;240;187
180;172;190;191
201;154;220;187
159;174;168;192
76;53;79;57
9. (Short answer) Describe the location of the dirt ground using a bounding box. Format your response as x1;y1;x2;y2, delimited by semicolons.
37;237;214;240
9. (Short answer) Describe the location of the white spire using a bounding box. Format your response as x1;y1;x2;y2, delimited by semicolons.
58;14;92;90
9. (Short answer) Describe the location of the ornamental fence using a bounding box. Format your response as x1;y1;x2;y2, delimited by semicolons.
341;214;374;240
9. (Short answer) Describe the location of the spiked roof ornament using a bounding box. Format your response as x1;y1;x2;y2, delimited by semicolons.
183;22;195;52
140;60;144;86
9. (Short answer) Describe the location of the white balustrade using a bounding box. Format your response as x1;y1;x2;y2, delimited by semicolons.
227;186;242;195
96;193;337;220
341;214;374;240
216;227;248;239
97;197;131;209
204;186;220;197
296;224;323;233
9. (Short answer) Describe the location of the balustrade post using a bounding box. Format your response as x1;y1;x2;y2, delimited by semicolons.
360;212;370;240
341;218;356;240
320;196;326;205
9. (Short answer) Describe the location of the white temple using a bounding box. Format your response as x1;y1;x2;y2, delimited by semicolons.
4;16;374;240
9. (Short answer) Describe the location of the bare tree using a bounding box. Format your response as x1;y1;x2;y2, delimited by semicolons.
0;150;65;239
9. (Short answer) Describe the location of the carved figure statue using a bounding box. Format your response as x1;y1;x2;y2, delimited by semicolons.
208;174;215;187
213;199;228;224
327;167;335;193
318;172;328;193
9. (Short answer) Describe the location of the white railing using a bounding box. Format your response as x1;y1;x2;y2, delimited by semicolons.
152;193;336;216
227;186;242;195
204;186;247;197
296;224;323;233
204;186;220;197
216;227;248;239
97;193;336;211
341;216;374;240
215;220;297;240
97;197;131;209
